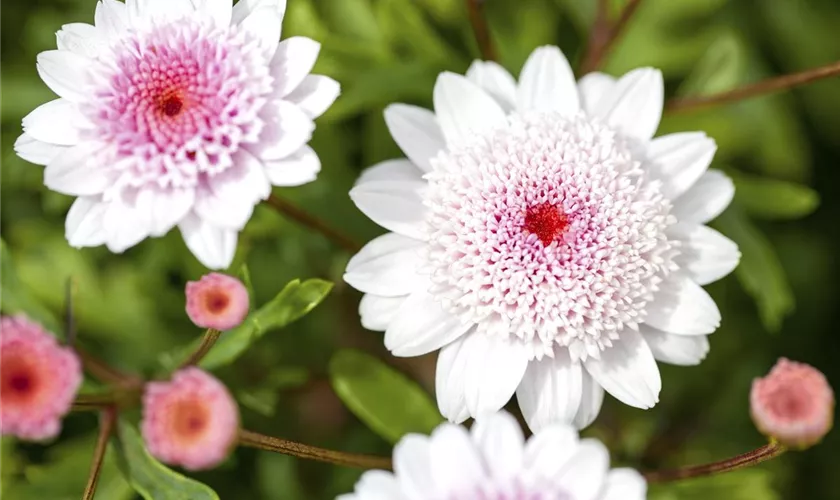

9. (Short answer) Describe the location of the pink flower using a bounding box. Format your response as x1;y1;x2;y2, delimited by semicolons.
185;272;249;330
142;367;239;470
15;0;340;269
1;315;82;441
751;358;834;449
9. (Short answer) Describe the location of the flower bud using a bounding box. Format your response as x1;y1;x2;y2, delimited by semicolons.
185;273;249;330
1;315;82;441
750;358;834;449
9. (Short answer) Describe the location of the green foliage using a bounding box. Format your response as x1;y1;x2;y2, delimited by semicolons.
0;238;62;335
650;469;781;500
111;419;219;500
330;349;443;443
731;172;820;220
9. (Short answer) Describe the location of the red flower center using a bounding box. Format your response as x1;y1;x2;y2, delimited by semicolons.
0;356;40;405
160;94;184;117
524;203;568;246
171;398;210;441
204;289;231;315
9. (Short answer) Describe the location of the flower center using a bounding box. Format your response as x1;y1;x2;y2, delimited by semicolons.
524;203;568;246
171;398;210;440
205;290;231;315
1;356;40;404
768;387;812;421
160;94;184;117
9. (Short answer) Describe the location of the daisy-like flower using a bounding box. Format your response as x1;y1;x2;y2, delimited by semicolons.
141;367;239;470
339;410;646;500
345;46;740;430
1;315;82;441
15;0;339;269
751;358;834;449
186;272;249;330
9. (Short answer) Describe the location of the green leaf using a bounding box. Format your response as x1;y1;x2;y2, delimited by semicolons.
677;31;745;97
731;172;819;220
256;454;306;500
329;349;443;443
649;468;780;500
237;263;256;307
376;0;455;65
111;419;219;500
0;239;62;335
162;279;333;371
715;209;794;332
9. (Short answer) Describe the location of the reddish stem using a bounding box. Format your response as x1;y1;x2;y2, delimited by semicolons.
643;441;785;483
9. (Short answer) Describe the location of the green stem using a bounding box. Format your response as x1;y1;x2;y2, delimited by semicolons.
643;441;785;483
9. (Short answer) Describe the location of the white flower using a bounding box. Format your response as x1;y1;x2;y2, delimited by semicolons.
344;46;739;431
339;411;646;500
15;0;339;269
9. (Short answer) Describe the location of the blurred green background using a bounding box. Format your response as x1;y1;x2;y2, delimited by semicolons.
2;0;839;498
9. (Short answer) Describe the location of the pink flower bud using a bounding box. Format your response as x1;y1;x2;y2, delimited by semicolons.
185;273;249;330
141;367;239;470
1;315;82;441
750;358;834;449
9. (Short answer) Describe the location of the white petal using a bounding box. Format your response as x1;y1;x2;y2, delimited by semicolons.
554;439;609;500
285;75;339;119
14;133;68;166
577;72;616;115
671;169;734;224
94;0;129;40
271;37;320;97
356;159;423;186
435;336;472;423
641;325;710;366
593;68;663;142
645;274;721;335
670;222;740;285
359;294;406;332
523;423;579;478
344;233;425;297
461;332;529;417
194;151;271;230
264;145;320;187
470;411;525;479
385;289;472;356
600;468;647;500
65;197;108;247
428;424;486;492
44;142;113;196
22;99;85;146
583;328;661;409
574;370;605;429
465;60;517;112
136;0;194;23
179;213;238;269
232;0;286;25
36;50;94;102
192;0;232;27
516;45;579;116
349;177;427;241
433;72;507;146
516;350;583;432
101;193;155;253
56;23;106;58
144;188;195;237
384;104;445;173
392;435;439;499
646;132;717;199
253;100;314;162
240;6;282;57
348;470;407;500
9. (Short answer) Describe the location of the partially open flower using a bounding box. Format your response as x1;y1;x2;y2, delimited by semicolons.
1;315;82;441
185;272;249;330
751;358;834;449
142;367;239;470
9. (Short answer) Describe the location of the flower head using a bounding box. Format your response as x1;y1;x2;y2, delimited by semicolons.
345;46;739;430
339;410;646;500
751;358;834;449
1;315;82;441
186;272;249;330
16;0;340;269
141;367;239;470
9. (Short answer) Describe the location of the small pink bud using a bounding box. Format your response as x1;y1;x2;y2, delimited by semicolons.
1;315;82;441
141;367;239;470
750;358;834;449
185;273;249;330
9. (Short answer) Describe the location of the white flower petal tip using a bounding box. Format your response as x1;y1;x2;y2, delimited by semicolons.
340;410;646;499
19;0;334;267
345;45;726;433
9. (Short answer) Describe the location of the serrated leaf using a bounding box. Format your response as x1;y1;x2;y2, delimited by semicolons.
715;209;794;332
0;238;62;335
731;173;819;220
111;420;219;500
329;349;443;443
